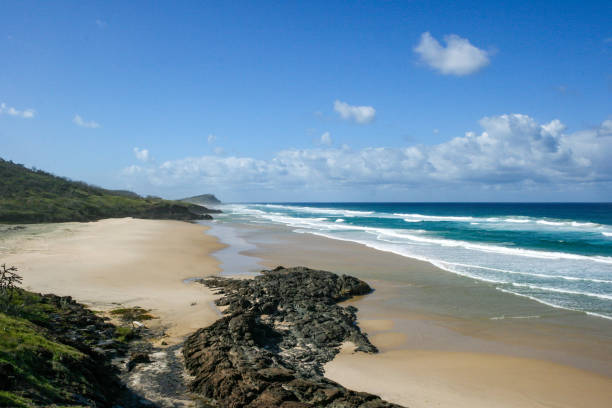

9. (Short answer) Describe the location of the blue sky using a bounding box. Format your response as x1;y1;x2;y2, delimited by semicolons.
1;0;611;201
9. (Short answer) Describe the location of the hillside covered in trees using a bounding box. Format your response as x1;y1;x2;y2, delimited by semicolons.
0;158;213;223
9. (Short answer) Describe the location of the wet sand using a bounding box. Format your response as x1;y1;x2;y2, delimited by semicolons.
220;222;612;407
0;218;225;344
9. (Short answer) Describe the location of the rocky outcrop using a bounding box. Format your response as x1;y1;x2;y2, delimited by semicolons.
183;266;404;408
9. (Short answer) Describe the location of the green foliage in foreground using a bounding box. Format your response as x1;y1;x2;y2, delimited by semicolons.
0;289;120;407
0;158;204;223
0;292;84;406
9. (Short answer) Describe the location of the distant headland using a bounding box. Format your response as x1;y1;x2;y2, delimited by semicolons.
0;158;219;223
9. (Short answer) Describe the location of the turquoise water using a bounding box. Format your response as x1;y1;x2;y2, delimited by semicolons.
219;203;612;320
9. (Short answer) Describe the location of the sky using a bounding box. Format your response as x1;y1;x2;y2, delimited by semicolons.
1;0;611;202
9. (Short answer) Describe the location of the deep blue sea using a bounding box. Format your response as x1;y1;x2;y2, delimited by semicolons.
221;203;612;320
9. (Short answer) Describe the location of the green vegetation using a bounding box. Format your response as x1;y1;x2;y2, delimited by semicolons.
0;270;123;407
113;326;138;343
0;158;210;223
0;313;84;406
109;306;155;322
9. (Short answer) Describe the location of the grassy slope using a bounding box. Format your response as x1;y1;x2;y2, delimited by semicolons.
0;158;205;223
0;290;121;407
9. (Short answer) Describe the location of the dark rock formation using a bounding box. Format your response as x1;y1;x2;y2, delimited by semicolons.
183;266;404;408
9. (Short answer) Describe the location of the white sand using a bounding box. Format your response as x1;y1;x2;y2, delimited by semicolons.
1;218;224;343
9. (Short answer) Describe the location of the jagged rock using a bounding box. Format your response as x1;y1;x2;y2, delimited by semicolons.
183;266;404;408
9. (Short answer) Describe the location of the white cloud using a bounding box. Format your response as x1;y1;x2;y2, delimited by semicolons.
73;114;100;128
95;19;108;28
334;100;376;124
207;133;216;143
320;131;332;145
0;102;35;119
414;32;490;76
133;147;150;162
122;114;612;196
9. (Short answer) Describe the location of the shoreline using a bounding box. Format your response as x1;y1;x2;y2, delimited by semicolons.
210;222;612;370
207;220;612;407
3;217;611;407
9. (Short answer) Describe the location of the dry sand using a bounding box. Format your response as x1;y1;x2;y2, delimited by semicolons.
0;218;224;343
325;342;612;408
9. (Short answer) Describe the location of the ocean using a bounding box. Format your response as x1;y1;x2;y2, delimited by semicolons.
216;202;612;320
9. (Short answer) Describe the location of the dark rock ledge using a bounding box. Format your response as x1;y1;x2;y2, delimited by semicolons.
183;266;405;408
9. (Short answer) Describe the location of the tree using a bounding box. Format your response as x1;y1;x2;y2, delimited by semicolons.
0;264;23;304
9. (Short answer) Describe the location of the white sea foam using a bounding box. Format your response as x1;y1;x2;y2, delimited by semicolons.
335;218;345;223
496;288;612;320
230;205;612;265
510;283;612;301
434;260;612;284
369;229;612;265
505;218;530;223
260;204;374;217
536;220;564;226
240;204;611;235
395;213;475;222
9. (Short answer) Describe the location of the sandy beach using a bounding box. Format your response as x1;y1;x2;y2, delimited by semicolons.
325;343;612;408
2;218;611;407
0;218;224;344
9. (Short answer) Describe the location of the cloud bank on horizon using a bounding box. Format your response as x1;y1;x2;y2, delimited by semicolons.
123;114;612;199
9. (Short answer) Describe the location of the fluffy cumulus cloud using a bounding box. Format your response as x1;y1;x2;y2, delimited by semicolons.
414;32;490;76
73;114;100;128
122;114;612;196
0;102;35;118
334;100;376;124
133;147;150;162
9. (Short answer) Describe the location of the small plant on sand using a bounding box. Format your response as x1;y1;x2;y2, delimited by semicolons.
0;263;23;312
109;306;155;322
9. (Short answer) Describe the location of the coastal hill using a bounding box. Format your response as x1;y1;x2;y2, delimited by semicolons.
0;158;214;223
180;193;222;206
